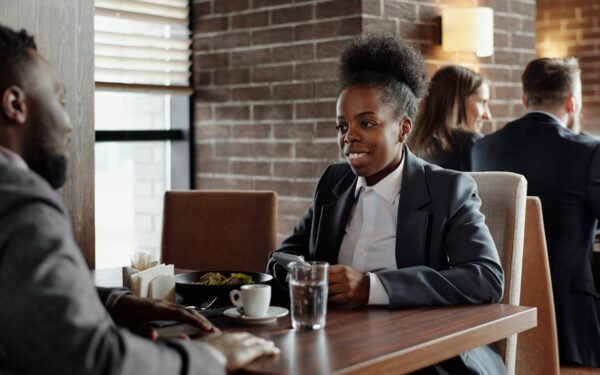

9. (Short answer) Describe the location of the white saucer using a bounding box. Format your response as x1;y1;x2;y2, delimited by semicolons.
224;306;289;324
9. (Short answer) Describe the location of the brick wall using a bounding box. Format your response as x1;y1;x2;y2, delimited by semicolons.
191;0;537;242
537;0;600;135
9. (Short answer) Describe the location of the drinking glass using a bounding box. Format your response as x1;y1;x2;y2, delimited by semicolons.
288;261;329;330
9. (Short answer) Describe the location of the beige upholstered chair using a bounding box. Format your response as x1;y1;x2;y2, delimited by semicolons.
516;197;560;375
161;190;277;272
468;172;528;375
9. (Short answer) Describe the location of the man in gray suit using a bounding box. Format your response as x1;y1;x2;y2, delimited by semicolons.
0;24;278;374
472;57;600;367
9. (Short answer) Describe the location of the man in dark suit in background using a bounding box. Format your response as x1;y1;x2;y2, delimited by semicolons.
472;57;600;367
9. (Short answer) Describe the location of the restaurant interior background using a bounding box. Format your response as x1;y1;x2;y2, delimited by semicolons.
0;0;597;269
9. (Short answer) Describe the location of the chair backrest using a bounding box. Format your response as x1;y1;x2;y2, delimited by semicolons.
468;172;528;375
161;190;278;272
516;197;560;375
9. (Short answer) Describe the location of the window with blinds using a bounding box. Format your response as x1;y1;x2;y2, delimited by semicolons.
94;0;192;93
93;0;192;269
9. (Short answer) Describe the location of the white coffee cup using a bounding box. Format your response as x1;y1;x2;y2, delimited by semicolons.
229;284;271;317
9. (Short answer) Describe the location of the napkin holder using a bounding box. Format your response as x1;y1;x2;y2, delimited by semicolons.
122;263;175;302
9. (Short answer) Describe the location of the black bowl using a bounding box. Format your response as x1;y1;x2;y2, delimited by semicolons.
175;271;273;305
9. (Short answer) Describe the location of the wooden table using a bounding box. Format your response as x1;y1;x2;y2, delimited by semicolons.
94;268;537;374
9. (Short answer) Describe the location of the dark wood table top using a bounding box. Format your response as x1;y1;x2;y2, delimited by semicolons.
93;267;537;374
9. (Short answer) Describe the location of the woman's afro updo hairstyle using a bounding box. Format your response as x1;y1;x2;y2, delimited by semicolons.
339;31;429;120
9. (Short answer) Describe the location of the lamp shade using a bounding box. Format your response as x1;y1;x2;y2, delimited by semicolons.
442;7;494;57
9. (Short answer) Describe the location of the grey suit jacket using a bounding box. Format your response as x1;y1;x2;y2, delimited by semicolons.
0;154;224;375
268;148;505;374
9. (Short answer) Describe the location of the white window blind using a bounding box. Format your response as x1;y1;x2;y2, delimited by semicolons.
95;0;192;93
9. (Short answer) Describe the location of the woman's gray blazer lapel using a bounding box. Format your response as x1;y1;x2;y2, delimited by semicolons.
396;149;432;268
314;167;356;265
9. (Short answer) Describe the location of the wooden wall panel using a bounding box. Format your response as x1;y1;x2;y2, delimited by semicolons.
0;0;95;268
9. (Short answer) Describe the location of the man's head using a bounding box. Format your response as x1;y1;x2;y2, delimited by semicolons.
0;24;72;188
521;57;582;130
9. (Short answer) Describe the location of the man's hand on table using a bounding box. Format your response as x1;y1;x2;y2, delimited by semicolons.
202;332;279;373
328;264;370;305
111;294;219;340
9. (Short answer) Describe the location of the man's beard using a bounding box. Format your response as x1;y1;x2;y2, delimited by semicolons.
36;153;67;189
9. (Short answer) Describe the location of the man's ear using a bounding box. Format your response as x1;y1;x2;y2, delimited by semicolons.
2;85;27;125
565;92;578;114
521;95;528;109
399;117;412;142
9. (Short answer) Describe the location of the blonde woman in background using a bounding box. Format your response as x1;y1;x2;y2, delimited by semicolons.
409;65;491;171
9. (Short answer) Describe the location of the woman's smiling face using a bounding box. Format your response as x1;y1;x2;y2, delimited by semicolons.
336;86;410;186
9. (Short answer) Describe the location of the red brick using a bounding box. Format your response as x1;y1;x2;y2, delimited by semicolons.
192;1;211;18
512;34;536;49
214;142;252;158
362;18;397;34
273;122;314;139
214;105;251;120
196;143;214;159
251;142;293;158
316;121;338;139
195;123;232;138
232;10;269;29
196;177;253;190
296;101;336;119
252;27;294;45
296;61;338;80
196;158;231;174
362;0;381;16
232;124;272;138
231;160;271;176
495;33;509;48
232;86;271;101
214;0;249;14
214;68;250;85
417;4;440;22
317;39;351;59
193;71;212;87
384;2;416;21
251;0;290;9
495;15;521;30
231;48;271;67
273;82;314;100
294;20;338;41
196;87;231;103
272;43;315;63
194;52;229;69
195;16;229;33
254;104;293;120
277;198;311;217
494;51;521;66
253;65;294;82
296;142;339;160
479;0;508;12
272;4;314;24
338;16;362;36
316;0;361;19
315;80;339;98
510;1;535;17
213;32;250;49
494;86;522;102
194;105;213;122
274;161;319;178
254;179;316;199
192;36;212;51
478;67;511;82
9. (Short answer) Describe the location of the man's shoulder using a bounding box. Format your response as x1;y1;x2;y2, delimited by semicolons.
0;162;64;215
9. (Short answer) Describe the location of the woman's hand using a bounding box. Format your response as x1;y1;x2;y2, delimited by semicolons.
328;265;370;305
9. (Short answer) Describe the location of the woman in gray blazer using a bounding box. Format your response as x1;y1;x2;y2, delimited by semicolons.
268;32;505;374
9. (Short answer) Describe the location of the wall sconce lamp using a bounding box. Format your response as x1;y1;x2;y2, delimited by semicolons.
442;7;494;57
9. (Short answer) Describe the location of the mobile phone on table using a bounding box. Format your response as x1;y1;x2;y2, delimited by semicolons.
272;252;311;269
